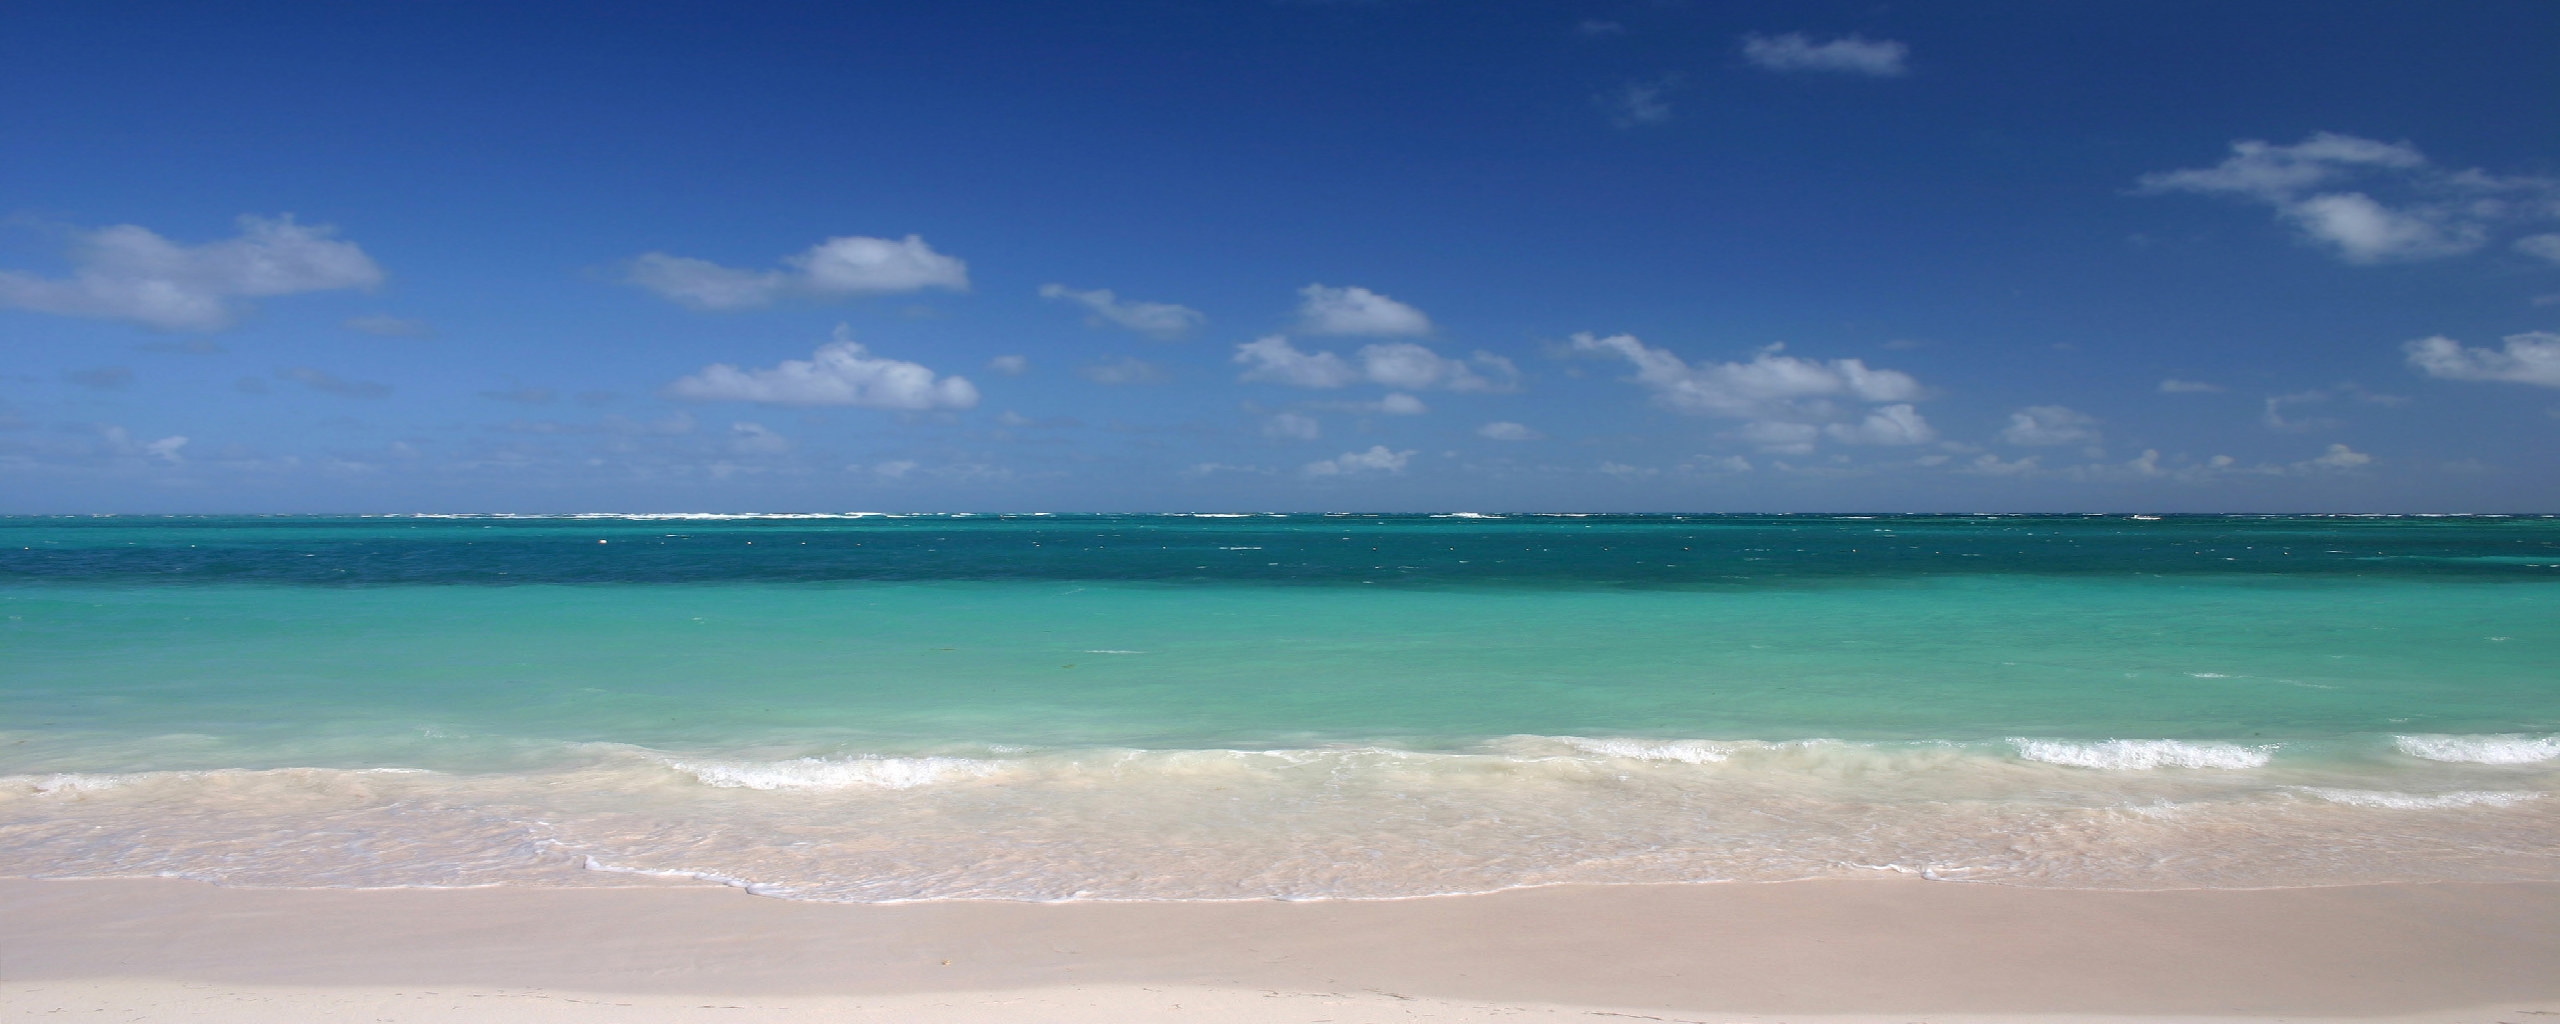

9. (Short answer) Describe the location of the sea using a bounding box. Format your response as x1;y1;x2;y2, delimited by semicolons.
3;513;2555;900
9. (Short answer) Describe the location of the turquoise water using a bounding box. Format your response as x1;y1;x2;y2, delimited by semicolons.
3;514;2556;898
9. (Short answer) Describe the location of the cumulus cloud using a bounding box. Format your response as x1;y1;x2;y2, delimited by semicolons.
1296;284;1431;336
2518;234;2560;264
1998;405;2100;445
1233;335;1516;393
627;235;968;310
1574;333;1920;415
664;325;978;409
2405;331;2560;387
1233;335;1357;387
2160;378;2224;393
1740;33;1909;76
283;366;392;398
2138;133;2560;263
0;215;382;331
1038;284;1204;339
1375;392;1428;415
1302;444;1415;477
1825;403;1936;445
343;314;430;337
1477;421;1542;441
142;435;187;462
986;354;1030;376
2300;443;2372;471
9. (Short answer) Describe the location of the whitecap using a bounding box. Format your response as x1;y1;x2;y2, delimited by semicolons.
2010;738;2273;770
2394;734;2560;765
666;755;1003;791
1557;736;1732;764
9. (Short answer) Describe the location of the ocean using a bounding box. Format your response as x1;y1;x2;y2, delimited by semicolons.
3;513;2555;900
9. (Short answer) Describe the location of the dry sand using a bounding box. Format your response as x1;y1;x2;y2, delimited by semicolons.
3;876;2556;1022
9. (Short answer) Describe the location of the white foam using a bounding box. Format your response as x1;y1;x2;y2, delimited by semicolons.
2011;738;2274;770
667;755;1003;791
1558;736;1732;764
5;773;134;797
2394;734;2560;765
2296;788;2544;810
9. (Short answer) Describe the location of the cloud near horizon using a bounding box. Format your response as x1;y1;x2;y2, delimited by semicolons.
663;325;979;409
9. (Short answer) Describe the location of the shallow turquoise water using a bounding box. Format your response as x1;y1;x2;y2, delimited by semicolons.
3;514;2556;898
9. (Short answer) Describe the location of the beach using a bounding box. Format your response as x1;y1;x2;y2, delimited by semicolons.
5;515;2557;1020
6;876;2559;1021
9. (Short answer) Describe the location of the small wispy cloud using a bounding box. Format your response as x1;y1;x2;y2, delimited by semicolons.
1741;33;1909;77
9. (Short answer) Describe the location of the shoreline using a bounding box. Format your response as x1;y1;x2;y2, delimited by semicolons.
5;877;2557;1021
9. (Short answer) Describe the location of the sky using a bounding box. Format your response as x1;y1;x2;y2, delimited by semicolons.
4;1;2558;513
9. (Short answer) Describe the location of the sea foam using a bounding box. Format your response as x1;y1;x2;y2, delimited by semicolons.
2011;738;2274;770
2296;788;2543;810
2393;734;2560;765
666;755;1004;790
1557;736;1734;763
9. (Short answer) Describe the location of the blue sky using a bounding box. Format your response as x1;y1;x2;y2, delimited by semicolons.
4;1;2557;512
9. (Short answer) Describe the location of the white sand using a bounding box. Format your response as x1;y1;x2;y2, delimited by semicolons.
3;877;2556;1022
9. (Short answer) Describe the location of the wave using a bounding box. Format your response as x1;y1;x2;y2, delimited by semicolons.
2395;734;2560;765
1556;736;1733;763
661;755;1005;791
2295;788;2544;810
2010;738;2274;770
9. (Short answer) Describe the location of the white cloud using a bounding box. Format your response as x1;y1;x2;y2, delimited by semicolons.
1826;403;1936;445
1376;392;1428;415
664;325;978;409
985;354;1030;376
65;366;133;390
1301;444;1416;477
1687;454;1753;473
1038;284;1204;339
2160;378;2224;393
2138;133;2560;264
2300;443;2372;471
1296;284;1431;336
2405;331;2560;387
1233;335;1358;387
0;215;382;331
1263;412;1321;440
1572;332;1923;447
871;460;918;479
1358;342;1518;392
1601;78;1673;128
1740;33;1909;77
1236;335;1516;392
1078;356;1167;385
2518;234;2560;264
143;435;187;463
1998;405;2100;445
726;421;789;455
2281;192;2483;262
343;314;430;337
1477;421;1541;441
1960;453;2042;476
627;235;967;310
